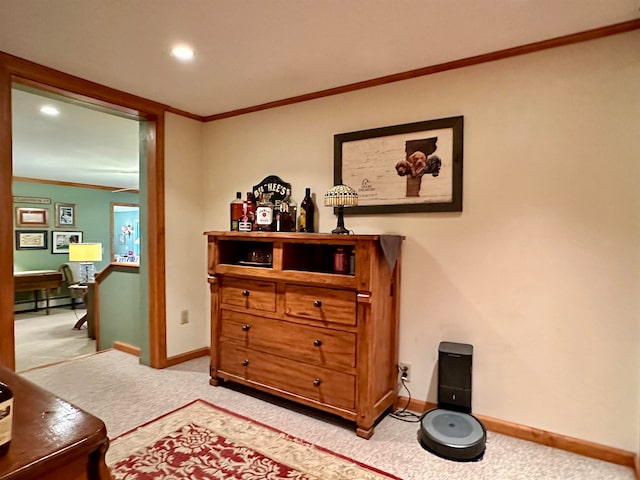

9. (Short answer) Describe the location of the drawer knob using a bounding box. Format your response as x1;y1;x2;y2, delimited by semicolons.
313;378;322;387
242;324;251;331
242;359;249;366
313;300;322;307
313;339;322;347
242;290;250;296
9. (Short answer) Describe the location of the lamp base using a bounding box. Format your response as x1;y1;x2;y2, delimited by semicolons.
331;206;352;235
331;225;351;235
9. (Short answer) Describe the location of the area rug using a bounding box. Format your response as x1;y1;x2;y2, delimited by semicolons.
107;399;401;479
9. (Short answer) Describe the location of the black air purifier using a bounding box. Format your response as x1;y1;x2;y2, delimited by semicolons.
418;341;486;461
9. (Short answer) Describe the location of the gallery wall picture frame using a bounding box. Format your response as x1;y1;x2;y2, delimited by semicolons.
15;207;49;227
51;231;83;254
55;202;77;228
334;116;463;214
15;230;48;250
13;196;51;205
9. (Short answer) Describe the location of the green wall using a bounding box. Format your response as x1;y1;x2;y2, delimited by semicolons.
13;181;138;272
98;267;142;351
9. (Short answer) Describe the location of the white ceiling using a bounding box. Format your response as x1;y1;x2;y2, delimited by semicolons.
2;0;639;187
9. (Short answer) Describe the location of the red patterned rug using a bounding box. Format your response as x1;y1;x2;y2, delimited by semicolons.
107;399;401;480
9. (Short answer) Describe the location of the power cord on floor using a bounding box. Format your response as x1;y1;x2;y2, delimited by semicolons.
389;366;422;423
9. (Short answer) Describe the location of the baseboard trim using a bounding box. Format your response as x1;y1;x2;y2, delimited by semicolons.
113;341;141;357
396;396;635;468
164;347;210;367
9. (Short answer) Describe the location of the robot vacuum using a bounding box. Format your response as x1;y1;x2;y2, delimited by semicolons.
418;342;486;461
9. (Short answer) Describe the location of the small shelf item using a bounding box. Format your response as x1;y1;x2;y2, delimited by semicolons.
324;184;359;234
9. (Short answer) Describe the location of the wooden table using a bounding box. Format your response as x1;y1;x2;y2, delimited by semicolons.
14;271;63;315
0;365;110;480
69;283;95;339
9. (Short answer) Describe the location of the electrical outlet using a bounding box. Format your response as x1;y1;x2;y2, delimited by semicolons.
180;310;189;324
398;362;411;382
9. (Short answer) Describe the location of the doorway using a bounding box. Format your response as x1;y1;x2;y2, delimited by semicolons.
0;54;167;370
11;85;141;371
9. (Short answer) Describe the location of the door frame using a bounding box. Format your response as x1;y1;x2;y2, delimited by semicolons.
0;51;167;369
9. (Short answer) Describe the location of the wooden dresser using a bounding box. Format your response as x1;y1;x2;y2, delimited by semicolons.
205;231;402;438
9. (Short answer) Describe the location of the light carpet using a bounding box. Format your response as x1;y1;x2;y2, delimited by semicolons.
109;399;400;480
14;306;95;372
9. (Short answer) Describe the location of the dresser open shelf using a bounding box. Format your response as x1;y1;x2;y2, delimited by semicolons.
205;231;403;438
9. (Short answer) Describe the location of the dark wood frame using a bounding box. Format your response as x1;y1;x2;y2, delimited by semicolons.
51;230;83;254
334;116;463;214
54;201;76;227
15;206;49;227
15;229;48;250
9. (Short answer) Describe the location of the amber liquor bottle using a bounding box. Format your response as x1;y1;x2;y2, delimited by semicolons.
255;193;274;231
0;381;13;455
229;192;243;231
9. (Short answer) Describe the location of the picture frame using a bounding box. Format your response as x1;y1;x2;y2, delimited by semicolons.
334;116;463;214
15;230;48;250
15;207;49;227
51;231;83;254
55;202;77;227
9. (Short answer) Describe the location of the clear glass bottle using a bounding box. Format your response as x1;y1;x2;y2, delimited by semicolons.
229;192;243;231
0;381;13;455
238;199;252;232
255;193;274;231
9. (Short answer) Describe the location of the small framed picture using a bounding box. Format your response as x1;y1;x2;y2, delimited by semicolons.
52;231;83;254
15;207;49;227
55;202;77;228
15;230;48;250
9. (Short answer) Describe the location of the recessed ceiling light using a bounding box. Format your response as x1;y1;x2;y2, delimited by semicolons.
171;45;194;61
40;105;60;116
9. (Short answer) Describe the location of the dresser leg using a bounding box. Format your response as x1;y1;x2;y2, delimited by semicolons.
209;377;223;386
356;425;374;439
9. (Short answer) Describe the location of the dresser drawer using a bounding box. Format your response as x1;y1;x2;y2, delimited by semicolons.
220;277;276;312
220;310;356;369
219;343;355;410
284;284;356;326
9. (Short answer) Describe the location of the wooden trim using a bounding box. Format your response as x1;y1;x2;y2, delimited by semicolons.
113;341;141;357
95;263;140;282
204;19;640;122
13;176;139;193
146;115;167;369
635;453;639;480
164;347;210;367
165;106;204;122
395;396;636;468
0;63;14;369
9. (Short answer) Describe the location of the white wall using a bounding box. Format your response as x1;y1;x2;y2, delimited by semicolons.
199;31;640;451
164;112;209;358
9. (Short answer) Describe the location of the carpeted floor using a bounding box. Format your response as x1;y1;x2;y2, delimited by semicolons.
21;350;636;480
14;306;96;372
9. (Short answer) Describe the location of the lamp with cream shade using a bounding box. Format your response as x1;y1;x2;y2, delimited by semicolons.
69;242;102;284
324;184;358;234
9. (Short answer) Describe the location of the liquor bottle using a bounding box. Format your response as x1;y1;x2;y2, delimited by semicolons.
238;200;252;232
229;192;243;231
0;381;13;455
255;193;274;231
246;192;257;230
276;188;296;232
298;187;315;232
285;188;297;232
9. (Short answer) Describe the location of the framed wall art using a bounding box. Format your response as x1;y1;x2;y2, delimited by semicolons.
55;202;76;227
15;230;48;250
15;207;49;227
334;116;463;214
52;231;83;254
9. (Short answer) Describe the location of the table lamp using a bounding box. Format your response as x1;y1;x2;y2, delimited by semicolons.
324;184;358;234
69;242;102;284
